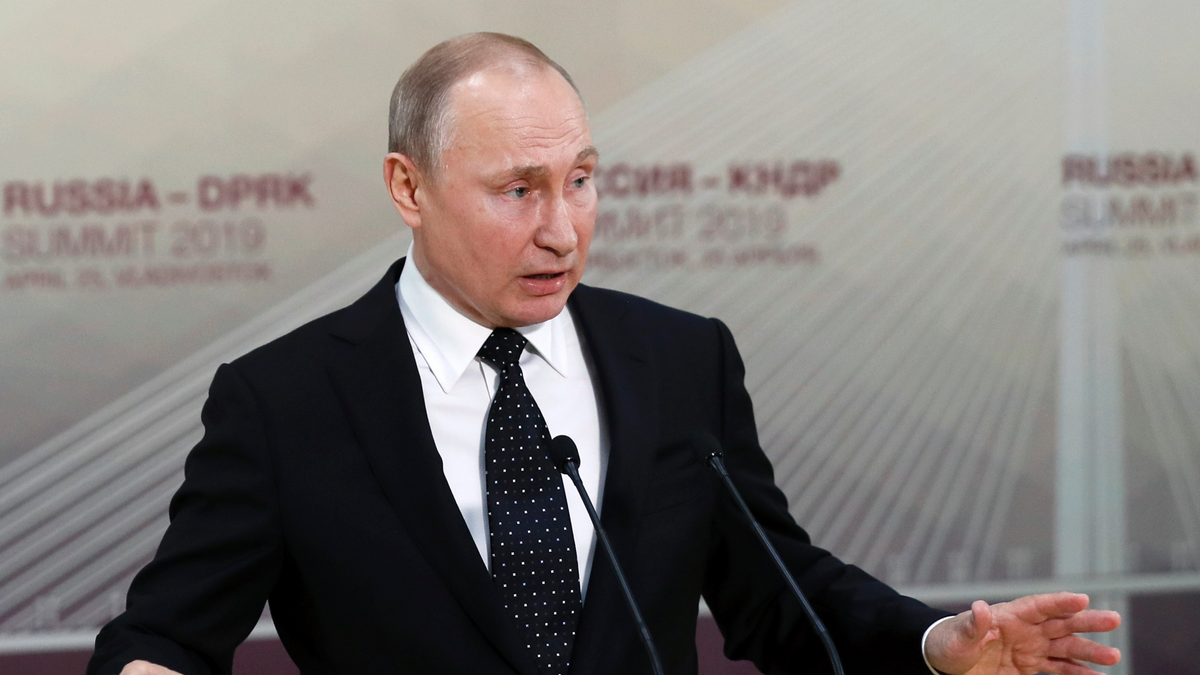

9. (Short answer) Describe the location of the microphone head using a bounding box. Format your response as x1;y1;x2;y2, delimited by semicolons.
547;435;581;475
689;431;724;467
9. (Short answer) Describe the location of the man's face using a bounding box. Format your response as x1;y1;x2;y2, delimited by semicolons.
403;65;597;328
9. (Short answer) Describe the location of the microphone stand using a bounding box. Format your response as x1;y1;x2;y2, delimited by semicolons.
548;436;665;675
697;433;845;675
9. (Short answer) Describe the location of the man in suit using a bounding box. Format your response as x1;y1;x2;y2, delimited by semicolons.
90;32;1122;675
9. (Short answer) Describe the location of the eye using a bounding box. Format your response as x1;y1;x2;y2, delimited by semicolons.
571;176;588;189
506;186;529;199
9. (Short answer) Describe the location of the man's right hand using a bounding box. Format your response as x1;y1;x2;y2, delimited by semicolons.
119;660;183;675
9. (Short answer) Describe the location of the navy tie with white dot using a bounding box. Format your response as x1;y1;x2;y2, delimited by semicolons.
479;328;582;675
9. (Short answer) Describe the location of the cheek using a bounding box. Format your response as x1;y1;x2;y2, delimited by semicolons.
573;203;597;252
466;209;534;282
451;201;509;256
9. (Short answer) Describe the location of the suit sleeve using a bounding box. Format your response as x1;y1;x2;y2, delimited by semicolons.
701;318;950;675
87;363;285;675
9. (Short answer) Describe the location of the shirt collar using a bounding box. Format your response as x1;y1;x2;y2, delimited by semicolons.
396;245;572;393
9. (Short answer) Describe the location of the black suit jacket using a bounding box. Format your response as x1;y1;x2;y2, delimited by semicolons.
89;258;948;675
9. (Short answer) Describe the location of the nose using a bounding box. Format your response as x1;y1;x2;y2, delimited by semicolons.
533;193;578;256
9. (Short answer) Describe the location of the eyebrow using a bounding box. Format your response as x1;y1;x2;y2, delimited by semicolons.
507;165;550;181
576;145;600;163
502;146;601;181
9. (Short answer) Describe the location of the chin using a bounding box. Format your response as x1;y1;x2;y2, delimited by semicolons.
504;297;570;327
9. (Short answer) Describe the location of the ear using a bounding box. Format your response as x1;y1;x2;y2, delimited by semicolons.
384;152;425;229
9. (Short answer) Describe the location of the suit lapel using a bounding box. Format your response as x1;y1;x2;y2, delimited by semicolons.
567;285;661;675
325;259;540;675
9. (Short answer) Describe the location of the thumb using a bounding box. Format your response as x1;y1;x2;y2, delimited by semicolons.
967;600;993;643
925;602;998;674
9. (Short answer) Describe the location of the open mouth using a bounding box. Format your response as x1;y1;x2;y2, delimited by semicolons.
518;271;569;295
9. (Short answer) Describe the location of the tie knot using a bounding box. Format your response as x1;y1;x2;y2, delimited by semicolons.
478;328;528;369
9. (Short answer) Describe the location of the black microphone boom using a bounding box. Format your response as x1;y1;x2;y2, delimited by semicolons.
547;436;664;675
693;432;846;675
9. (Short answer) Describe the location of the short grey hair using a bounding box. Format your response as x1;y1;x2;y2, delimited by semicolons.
388;32;581;176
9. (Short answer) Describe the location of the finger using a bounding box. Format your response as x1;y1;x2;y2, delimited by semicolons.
1042;609;1123;639
1048;635;1122;666
1014;592;1091;622
1041;657;1109;675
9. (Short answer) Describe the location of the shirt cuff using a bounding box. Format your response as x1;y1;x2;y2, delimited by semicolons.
921;616;955;675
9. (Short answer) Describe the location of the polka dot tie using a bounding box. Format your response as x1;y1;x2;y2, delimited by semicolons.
478;328;582;675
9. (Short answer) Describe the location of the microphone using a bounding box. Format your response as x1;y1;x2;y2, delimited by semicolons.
547;436;664;675
692;432;845;675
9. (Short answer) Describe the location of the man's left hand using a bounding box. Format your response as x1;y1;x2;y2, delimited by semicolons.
924;592;1122;675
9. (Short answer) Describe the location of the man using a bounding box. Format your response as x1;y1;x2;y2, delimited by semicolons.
89;33;1122;675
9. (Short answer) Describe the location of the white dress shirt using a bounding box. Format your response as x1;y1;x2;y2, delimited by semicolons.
395;247;609;597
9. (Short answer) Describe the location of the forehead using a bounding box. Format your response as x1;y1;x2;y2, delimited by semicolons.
443;64;591;161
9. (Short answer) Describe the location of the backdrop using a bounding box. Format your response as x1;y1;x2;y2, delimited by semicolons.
2;1;1198;673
